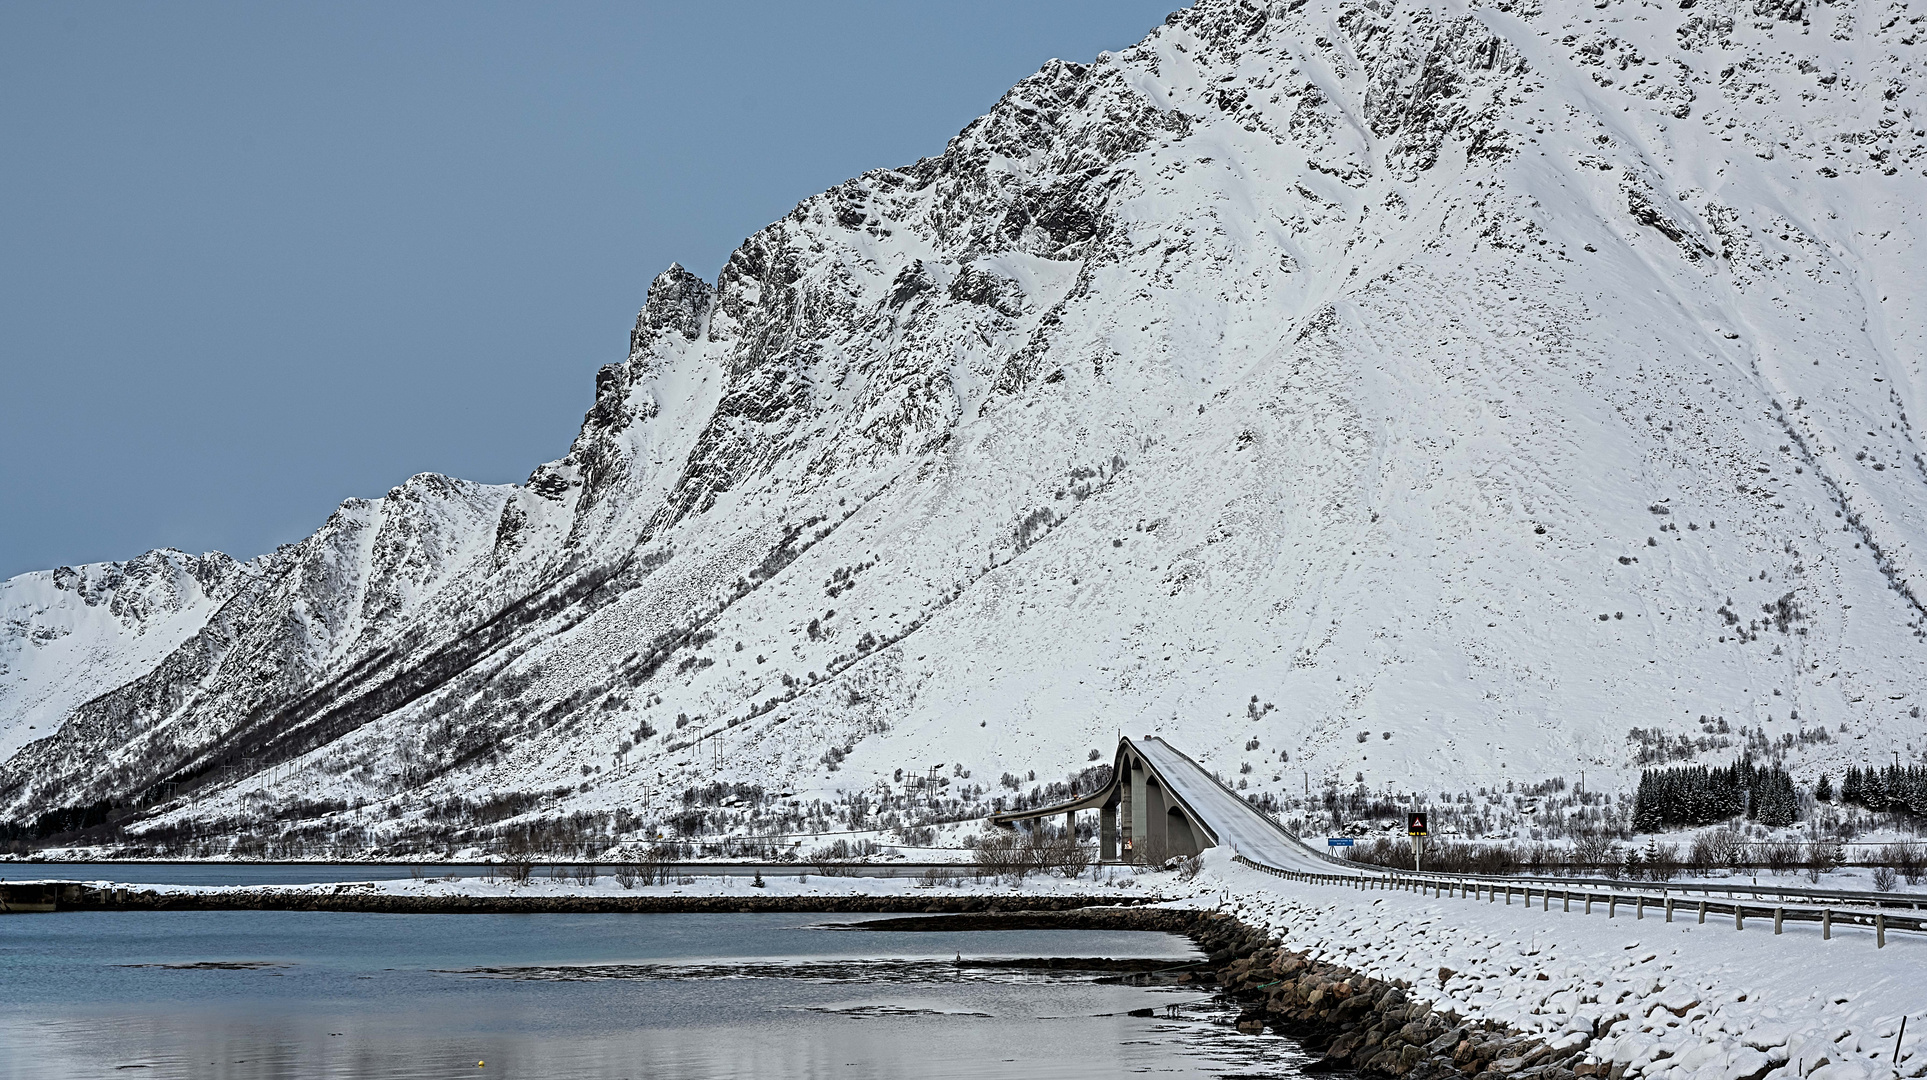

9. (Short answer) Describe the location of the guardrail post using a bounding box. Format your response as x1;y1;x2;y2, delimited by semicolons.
1609;895;1617;918
1543;888;1550;912
1698;900;1707;924
1877;913;1886;948
1665;896;1674;922
1735;906;1744;931
1585;894;1593;915
1563;890;1570;912
1774;907;1783;935
1637;897;1644;920
1823;909;1831;940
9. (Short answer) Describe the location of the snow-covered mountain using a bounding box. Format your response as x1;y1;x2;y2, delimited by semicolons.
4;0;1924;849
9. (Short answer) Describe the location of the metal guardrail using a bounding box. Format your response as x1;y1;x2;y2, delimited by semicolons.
1230;855;1923;947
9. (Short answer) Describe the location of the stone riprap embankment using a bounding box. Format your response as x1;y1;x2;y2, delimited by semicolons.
842;904;1570;1080
1215;943;1591;1080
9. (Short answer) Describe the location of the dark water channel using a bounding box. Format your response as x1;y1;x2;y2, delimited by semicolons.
0;911;1315;1079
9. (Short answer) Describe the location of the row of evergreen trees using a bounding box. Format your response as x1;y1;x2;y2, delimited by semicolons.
1631;760;1801;831
1837;765;1927;817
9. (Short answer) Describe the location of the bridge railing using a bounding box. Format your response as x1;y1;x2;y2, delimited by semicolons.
1229;854;1925;947
1256;844;1927;913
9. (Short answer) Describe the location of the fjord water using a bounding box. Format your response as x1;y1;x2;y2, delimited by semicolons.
0;910;1311;1079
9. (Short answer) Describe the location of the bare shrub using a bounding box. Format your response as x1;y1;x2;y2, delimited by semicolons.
502;843;535;885
973;830;1030;882
1131;832;1172;870
1647;842;1681;882
1687;826;1743;874
614;863;639;889
641;845;672;886
1873;864;1898;891
1044;833;1092;879
1571;830;1618;871
1762;840;1801;874
1882;842;1925;885
811;838;861;876
1686;831;1718;875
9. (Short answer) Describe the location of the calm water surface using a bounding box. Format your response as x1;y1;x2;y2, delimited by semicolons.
0;911;1314;1079
3;864;703;886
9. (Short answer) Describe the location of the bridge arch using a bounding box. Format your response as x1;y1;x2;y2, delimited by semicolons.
987;736;1216;863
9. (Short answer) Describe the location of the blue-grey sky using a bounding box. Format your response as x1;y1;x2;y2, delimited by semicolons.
0;1;1176;581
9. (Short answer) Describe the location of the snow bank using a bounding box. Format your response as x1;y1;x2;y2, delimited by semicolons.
1188;851;1926;1080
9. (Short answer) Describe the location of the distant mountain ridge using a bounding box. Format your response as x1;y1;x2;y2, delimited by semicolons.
3;0;1923;851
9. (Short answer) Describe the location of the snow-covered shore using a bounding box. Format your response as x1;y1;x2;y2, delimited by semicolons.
29;866;1150;903
1185;852;1926;1080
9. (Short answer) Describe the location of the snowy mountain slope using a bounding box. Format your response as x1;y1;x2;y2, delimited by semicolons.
3;0;1924;846
0;549;251;762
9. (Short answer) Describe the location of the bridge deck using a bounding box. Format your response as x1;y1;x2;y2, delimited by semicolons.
1131;737;1333;872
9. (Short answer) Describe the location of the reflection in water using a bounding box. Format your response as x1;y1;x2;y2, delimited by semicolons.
0;911;1318;1080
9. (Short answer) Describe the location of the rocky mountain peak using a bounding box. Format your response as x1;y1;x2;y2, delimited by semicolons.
634;262;714;352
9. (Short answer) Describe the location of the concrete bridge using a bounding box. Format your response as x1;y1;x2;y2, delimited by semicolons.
988;735;1334;869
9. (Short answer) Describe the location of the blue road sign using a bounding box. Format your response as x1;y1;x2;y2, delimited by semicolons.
1327;838;1354;847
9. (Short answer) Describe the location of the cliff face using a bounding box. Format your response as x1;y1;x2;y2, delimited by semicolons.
4;0;1924;842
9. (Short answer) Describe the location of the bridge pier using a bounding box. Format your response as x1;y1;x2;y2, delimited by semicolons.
1146;775;1169;860
1101;803;1117;860
1166;805;1198;856
1129;756;1149;861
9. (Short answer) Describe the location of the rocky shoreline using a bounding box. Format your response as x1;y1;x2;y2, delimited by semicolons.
856;906;1590;1080
1211;937;1594;1080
